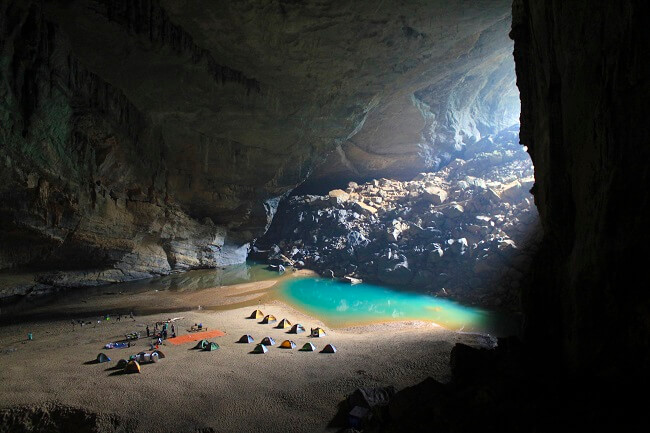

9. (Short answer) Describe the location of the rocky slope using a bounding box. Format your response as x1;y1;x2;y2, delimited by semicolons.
256;126;539;309
0;0;517;296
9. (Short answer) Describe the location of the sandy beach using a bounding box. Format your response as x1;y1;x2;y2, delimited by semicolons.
0;278;493;433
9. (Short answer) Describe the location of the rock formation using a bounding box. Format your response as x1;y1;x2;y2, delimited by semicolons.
0;0;516;296
512;0;650;382
256;125;538;309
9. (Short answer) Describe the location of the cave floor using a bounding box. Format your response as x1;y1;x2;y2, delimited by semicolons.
0;281;492;432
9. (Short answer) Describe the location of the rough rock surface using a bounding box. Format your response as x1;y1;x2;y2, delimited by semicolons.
256;126;539;309
512;0;650;382
0;0;515;294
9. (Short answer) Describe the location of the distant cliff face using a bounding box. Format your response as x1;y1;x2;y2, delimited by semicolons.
0;0;514;293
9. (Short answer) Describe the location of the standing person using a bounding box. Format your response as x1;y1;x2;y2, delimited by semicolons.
146;325;150;337
171;324;175;335
130;311;134;321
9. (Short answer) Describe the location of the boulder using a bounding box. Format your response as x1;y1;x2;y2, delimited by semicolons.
329;189;350;204
422;186;448;205
353;201;378;215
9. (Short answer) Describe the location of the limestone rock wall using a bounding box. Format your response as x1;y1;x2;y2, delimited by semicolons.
1;0;515;295
512;0;650;380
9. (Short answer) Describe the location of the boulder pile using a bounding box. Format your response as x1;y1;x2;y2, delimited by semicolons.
255;128;540;310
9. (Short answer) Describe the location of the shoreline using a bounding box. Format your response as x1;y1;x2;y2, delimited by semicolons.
0;298;494;432
0;268;516;336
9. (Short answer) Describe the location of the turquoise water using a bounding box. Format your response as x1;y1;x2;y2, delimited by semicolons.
278;276;515;335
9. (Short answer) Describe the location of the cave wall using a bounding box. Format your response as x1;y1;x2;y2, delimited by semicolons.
297;16;520;194
0;0;514;294
512;0;650;381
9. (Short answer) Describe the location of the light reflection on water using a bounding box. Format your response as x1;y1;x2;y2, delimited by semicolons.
277;276;517;335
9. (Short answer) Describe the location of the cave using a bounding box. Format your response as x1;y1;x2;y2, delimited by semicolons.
0;1;648;432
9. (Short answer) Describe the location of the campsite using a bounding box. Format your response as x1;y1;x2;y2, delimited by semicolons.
0;291;489;432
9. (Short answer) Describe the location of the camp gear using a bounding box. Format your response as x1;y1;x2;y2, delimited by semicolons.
105;342;129;349
252;344;268;354
249;309;264;319
195;339;209;349
261;315;277;324
124;360;141;374
96;353;111;363
238;334;254;343
279;340;297;349
311;327;326;338
167;330;225;345
188;324;209;333
321;344;337;353
261;336;276;346
276;319;292;329
300;342;316;352
204;342;220;351
136;351;159;364
289;324;305;334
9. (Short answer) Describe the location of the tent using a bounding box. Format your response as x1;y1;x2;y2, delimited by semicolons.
249;309;264;319
311;327;327;338
96;353;111;363
116;359;128;369
204;342;220;351
279;340;296;349
252;343;268;354
276;319;292;329
300;342;316;352
124;360;141;374
238;334;254;343
261;314;277;324
153;350;165;358
321;344;337;353
261;336;276;346
289;324;305;334
195;339;209;349
137;351;159;363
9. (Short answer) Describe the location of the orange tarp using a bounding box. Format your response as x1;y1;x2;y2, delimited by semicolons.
167;330;226;345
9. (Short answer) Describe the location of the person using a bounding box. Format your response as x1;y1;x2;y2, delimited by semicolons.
146;325;150;337
130;311;134;321
117;314;121;322
171;324;175;334
157;337;162;346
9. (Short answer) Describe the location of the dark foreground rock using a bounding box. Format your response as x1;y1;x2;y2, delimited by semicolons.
0;403;133;433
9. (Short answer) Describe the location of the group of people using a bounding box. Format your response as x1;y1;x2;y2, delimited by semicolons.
146;321;177;346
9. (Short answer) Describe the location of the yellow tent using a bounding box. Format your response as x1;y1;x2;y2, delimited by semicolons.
276;318;292;329
311;327;326;338
124;360;141;374
261;314;277;324
279;340;296;349
249;309;264;319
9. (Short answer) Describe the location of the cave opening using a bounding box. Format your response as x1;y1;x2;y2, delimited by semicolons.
1;0;645;431
252;32;538;335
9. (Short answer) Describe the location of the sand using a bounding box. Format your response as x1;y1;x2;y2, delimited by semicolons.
0;278;492;433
